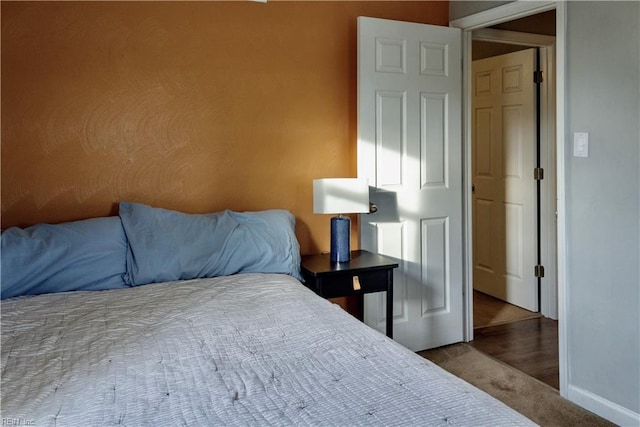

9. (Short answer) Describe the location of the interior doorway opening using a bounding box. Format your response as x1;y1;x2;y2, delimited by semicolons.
467;9;560;390
470;9;557;322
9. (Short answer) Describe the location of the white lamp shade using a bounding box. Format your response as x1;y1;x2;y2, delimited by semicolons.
313;178;369;214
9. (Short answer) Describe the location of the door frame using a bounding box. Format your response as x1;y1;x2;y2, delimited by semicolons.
450;0;568;397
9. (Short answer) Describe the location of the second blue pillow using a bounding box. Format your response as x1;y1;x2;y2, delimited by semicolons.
118;202;302;286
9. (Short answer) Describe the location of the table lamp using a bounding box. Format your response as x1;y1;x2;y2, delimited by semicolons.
313;178;369;263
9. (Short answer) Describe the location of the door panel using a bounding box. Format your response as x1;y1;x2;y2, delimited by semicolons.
358;17;463;351
376;91;405;187
421;93;447;187
472;49;538;312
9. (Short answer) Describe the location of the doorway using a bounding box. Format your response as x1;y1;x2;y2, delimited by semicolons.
470;10;557;324
464;9;561;389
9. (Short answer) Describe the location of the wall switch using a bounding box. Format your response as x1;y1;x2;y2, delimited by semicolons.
573;132;589;158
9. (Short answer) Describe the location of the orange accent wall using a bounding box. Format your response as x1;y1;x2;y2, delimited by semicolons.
1;1;448;254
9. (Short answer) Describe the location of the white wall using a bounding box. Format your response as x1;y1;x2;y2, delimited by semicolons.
450;1;640;424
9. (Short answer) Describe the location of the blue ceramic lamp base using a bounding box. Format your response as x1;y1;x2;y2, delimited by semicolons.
330;215;351;263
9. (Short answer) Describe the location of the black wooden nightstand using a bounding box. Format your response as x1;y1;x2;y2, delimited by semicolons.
300;250;399;338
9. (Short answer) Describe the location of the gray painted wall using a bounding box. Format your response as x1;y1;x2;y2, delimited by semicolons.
451;0;640;420
449;1;512;21
565;0;639;414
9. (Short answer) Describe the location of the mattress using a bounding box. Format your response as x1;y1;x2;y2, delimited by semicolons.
1;273;536;426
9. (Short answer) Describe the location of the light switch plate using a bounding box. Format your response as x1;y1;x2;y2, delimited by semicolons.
573;132;589;157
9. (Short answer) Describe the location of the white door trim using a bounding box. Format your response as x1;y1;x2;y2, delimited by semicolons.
472;28;556;47
450;0;568;398
450;1;557;30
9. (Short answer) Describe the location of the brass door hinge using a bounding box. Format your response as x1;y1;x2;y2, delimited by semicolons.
534;167;544;180
535;265;545;278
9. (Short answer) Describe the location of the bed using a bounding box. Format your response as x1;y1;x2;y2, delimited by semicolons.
1;203;536;426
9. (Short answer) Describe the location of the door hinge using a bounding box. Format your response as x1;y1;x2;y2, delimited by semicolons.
534;70;543;84
535;265;545;278
534;167;544;180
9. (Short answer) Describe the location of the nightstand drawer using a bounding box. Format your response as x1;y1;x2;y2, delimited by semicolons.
315;269;390;298
300;250;398;338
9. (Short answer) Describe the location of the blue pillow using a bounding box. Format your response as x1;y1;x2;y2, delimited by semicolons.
118;202;302;286
1;217;129;299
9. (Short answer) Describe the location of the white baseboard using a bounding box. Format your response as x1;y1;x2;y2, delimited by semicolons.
567;384;640;427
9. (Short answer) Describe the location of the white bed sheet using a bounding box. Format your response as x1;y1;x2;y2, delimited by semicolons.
1;273;536;426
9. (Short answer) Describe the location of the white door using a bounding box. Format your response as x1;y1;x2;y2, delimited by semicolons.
358;17;463;351
472;49;538;312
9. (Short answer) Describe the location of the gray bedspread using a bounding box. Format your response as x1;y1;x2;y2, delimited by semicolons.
1;273;536;426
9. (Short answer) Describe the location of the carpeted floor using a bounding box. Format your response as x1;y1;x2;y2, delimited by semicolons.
419;343;615;427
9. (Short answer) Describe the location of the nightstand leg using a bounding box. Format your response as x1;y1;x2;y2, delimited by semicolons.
386;270;393;339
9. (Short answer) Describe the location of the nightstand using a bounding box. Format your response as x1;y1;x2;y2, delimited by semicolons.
300;249;399;338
